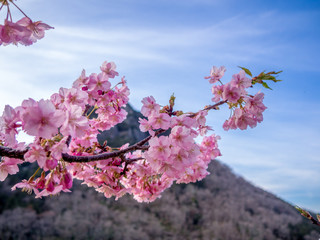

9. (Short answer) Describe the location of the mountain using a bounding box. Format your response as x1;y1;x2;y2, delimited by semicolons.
0;104;319;240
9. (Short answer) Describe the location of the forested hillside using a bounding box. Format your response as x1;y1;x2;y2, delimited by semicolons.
0;104;319;240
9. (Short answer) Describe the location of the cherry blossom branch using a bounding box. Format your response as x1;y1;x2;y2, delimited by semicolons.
0;130;160;163
60;100;228;163
0;145;28;160
0;101;228;164
187;100;228;118
61;129;165;163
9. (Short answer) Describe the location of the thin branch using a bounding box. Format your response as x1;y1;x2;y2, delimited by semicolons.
187;100;228;118
120;157;144;175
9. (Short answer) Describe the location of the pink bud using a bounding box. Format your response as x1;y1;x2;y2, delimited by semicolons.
46;179;55;192
62;172;73;189
46;158;58;170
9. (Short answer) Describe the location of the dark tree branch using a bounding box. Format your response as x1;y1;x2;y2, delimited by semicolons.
61;129;165;163
0;145;28;160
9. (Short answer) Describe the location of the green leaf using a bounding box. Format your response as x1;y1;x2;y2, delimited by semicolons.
238;66;252;77
262;82;272;90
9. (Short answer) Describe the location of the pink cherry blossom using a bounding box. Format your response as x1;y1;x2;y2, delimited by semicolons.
234;108;257;130
16;17;53;44
21;99;64;139
73;69;89;88
231;70;252;89
147;136;171;161
149;113;171;130
211;85;224;103
0;157;23;181
100;61;119;78
244;92;267;113
0;105;21;145
222;83;241;103
171;115;196;128
60;105;89;137
169;126;194;148
12;179;39;195
141;96;160;117
87;73;111;92
139;117;155;136
205;66;226;84
0;19;27;45
24;143;47;167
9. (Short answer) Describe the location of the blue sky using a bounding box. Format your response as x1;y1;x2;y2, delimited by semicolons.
1;0;320;212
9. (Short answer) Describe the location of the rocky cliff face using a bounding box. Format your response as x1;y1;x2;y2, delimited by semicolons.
0;104;319;240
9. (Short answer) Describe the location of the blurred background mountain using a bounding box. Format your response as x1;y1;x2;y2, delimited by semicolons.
0;104;319;240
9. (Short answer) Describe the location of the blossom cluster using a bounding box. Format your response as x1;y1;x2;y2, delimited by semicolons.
0;1;53;46
0;61;273;202
206;66;267;130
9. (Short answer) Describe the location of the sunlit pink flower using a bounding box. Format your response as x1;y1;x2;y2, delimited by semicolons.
141;96;160;117
234;108;256;130
211;85;224;103
139;118;154;136
0;157;23;181
12;179;39;195
0;105;21;145
244;92;267;113
170;126;193;148
149;113;171;130
24;143;46;167
148;136;171;160
171;115;196;128
0;19;27;45
222;83;241;103
100;61;119;78
87;73;111;92
73;69;89;88
16;17;53;44
204;66;226;84
60;105;89;137
231;70;252;89
21;99;64;138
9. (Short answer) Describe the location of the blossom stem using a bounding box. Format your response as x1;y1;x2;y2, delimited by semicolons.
28;167;41;182
6;4;12;21
86;105;98;119
9;0;30;19
0;2;5;11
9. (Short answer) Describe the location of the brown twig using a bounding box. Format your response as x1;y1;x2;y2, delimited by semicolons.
187;100;228;118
